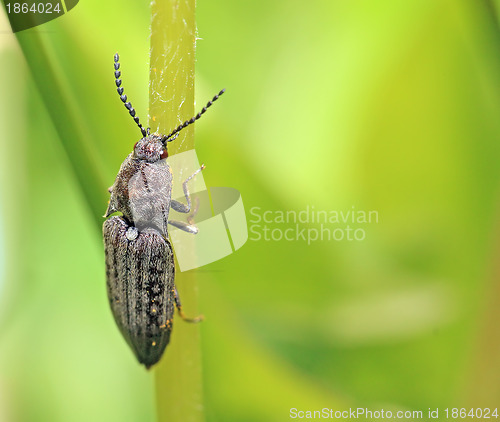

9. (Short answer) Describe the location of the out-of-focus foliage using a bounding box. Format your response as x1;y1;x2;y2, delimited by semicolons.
1;1;500;421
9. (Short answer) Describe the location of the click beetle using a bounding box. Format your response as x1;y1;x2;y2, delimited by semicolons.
103;53;224;369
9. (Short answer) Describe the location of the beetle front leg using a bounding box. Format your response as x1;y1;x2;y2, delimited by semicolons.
174;287;203;323
169;196;200;234
170;164;205;213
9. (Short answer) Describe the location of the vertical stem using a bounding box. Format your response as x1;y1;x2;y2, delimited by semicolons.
150;1;203;422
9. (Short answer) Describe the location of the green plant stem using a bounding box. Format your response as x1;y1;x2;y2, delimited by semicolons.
150;1;203;422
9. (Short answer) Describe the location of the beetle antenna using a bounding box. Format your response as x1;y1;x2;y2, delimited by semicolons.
163;89;225;143
114;53;148;138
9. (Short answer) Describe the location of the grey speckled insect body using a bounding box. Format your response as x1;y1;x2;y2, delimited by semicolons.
103;53;224;369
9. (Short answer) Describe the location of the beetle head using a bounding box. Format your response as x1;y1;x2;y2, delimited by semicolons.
134;134;168;162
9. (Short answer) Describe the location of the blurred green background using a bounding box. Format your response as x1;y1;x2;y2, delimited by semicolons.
1;0;500;421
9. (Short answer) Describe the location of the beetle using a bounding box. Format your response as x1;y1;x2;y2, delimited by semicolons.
103;53;224;369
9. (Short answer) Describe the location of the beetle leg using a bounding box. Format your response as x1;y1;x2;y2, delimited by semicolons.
168;196;200;233
172;195;200;220
174;287;204;323
170;164;205;213
168;219;199;234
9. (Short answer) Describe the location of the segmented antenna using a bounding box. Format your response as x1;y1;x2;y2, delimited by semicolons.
163;89;225;143
114;53;147;137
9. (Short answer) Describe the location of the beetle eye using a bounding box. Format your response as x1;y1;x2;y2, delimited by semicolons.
160;149;168;159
